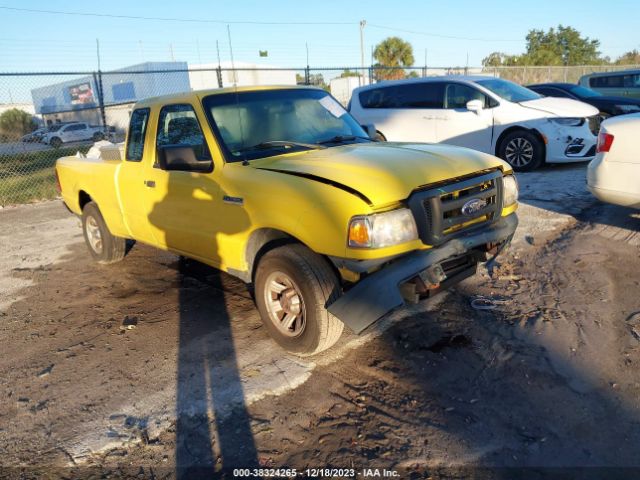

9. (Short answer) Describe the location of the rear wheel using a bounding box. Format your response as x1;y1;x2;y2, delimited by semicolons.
498;130;544;172
254;244;344;356
81;202;126;264
92;131;104;142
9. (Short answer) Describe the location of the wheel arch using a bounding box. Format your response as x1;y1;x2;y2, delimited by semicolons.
244;228;338;284
78;190;92;211
495;126;546;162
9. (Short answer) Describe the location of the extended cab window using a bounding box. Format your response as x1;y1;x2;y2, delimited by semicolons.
359;83;444;109
156;104;210;160
444;83;491;109
126;108;150;161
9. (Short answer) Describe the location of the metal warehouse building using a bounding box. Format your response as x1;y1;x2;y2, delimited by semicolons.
30;62;191;131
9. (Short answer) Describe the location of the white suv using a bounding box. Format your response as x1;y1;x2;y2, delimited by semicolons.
349;76;600;171
42;122;104;148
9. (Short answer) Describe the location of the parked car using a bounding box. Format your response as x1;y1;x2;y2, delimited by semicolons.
55;86;518;355
579;69;640;100
587;113;640;208
20;127;48;143
349;76;600;171
527;83;640;119
42;122;105;148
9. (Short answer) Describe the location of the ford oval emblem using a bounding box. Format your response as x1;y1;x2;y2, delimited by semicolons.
461;198;487;216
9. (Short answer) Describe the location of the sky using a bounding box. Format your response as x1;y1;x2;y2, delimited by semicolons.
0;0;639;102
1;0;638;71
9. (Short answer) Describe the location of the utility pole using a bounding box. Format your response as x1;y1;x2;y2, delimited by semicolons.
96;38;101;71
424;48;428;77
359;20;366;87
169;43;175;62
465;52;469;75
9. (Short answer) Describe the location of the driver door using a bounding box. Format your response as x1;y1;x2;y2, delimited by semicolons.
142;103;223;263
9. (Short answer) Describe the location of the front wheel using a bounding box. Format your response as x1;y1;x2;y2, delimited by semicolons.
498;130;544;172
81;202;126;264
92;132;104;142
50;137;62;148
254;244;344;356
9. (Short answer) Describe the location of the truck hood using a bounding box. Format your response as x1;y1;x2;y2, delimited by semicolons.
253;142;509;206
519;97;599;117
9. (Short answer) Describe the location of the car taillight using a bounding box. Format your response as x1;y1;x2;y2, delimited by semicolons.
54;168;61;194
596;132;614;153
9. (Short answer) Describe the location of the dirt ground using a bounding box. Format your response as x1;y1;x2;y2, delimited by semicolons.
1;164;640;479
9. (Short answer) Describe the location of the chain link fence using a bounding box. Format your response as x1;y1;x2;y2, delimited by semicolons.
1;63;638;207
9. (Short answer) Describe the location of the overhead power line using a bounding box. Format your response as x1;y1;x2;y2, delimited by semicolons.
0;5;354;25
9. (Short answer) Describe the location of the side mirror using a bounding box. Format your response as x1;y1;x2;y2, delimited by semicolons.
466;99;484;113
157;144;212;172
361;124;378;140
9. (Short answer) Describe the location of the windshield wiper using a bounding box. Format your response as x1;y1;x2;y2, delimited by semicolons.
236;140;326;154
316;135;371;145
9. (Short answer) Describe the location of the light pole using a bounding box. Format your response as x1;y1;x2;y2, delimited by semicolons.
359;20;366;87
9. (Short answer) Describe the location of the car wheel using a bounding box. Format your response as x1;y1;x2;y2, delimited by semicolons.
254;244;344;356
81;202;126;264
498;130;544;172
92;132;104;142
50;137;62;148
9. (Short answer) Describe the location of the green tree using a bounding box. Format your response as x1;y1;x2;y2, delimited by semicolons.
482;26;605;67
616;49;640;65
0;108;36;141
373;36;415;80
482;51;519;67
522;26;602;65
340;69;361;78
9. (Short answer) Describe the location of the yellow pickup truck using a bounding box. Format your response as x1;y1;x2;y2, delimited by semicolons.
56;86;518;355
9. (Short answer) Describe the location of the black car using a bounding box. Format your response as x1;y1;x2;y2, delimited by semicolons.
527;82;640;119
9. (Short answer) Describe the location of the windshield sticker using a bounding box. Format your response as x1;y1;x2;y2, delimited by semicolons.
319;96;346;118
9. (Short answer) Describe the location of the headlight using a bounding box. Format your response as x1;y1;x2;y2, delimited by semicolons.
348;208;418;248
548;117;585;127
502;174;518;208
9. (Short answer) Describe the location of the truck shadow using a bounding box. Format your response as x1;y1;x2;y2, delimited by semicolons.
147;172;259;477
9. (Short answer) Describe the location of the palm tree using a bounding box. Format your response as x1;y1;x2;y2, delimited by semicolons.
373;37;415;80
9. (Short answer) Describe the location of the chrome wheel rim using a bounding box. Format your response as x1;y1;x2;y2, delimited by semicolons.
505;137;534;167
263;271;306;337
85;215;103;254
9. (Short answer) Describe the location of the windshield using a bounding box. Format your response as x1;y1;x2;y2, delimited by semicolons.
568;85;602;98
203;89;370;162
476;78;542;103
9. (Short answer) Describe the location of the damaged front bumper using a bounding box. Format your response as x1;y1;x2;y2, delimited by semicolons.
328;213;518;334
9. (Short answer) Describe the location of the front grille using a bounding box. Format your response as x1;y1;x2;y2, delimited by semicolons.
407;171;503;246
588;116;601;136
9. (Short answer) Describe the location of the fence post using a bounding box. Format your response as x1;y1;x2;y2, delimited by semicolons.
93;71;107;134
305;66;310;85
216;66;223;88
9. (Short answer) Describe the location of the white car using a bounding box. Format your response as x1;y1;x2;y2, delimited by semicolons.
42;122;104;148
587;113;640;208
349;76;600;171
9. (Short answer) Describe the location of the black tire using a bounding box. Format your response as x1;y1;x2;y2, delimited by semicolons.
254;244;344;356
50;137;62;148
92;132;104;142
375;131;387;142
81;202;126;264
498;130;544;172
